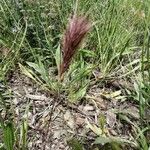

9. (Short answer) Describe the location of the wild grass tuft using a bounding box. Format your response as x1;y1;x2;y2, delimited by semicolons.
59;15;91;80
0;0;150;149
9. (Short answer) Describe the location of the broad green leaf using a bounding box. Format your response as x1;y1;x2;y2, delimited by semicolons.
26;62;42;74
110;90;122;98
19;63;36;81
94;136;136;146
69;85;88;102
19;63;43;85
3;122;15;150
26;61;49;83
94;136;112;145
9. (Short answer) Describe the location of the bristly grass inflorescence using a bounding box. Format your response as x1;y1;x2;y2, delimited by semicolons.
59;15;91;80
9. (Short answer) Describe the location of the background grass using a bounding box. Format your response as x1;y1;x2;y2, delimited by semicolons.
0;0;150;149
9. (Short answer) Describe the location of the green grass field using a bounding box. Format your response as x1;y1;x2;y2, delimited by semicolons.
0;0;150;149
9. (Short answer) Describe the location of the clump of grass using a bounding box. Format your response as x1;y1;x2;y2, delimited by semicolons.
59;15;91;81
1;0;150;149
